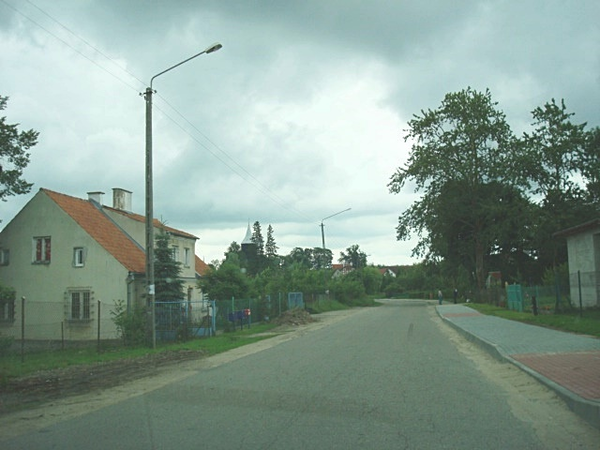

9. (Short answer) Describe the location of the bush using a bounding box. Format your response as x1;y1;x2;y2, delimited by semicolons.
111;300;148;347
330;279;366;306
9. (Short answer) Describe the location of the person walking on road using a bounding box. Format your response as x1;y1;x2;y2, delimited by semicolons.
437;290;443;305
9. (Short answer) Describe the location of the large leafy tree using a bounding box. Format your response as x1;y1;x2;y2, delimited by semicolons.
199;257;249;300
0;95;38;206
389;87;520;290
339;244;368;269
521;99;595;267
312;247;333;269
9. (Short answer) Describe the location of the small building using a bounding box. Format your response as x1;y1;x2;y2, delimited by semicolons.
0;188;208;340
555;218;600;308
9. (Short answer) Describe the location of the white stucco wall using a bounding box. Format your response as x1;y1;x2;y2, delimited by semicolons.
566;228;600;308
0;192;128;340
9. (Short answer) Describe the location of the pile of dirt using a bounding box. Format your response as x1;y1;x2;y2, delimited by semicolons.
0;349;206;415
273;308;315;327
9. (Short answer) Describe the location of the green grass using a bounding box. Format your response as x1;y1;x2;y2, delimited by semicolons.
0;323;279;384
466;303;600;338
306;299;348;313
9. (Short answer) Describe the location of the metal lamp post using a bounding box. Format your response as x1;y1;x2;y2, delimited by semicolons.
320;208;351;249
144;42;222;348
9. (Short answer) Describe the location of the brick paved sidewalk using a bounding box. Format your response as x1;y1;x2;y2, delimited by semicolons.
436;304;600;429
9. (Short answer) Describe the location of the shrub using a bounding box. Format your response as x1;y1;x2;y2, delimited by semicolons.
111;300;148;347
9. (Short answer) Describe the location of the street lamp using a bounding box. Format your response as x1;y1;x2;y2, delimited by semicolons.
320;208;351;249
144;42;222;348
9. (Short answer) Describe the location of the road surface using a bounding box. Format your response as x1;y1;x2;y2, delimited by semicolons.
1;300;598;449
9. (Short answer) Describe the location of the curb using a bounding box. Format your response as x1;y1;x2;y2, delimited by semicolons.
436;308;600;430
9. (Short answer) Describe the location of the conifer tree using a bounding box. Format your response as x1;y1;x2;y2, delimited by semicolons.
154;229;185;302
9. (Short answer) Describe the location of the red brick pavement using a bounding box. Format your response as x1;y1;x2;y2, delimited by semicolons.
511;351;600;400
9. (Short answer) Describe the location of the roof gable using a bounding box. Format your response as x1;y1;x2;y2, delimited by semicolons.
42;189;146;273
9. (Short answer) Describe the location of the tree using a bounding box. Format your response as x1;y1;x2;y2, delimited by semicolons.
265;224;279;261
521;99;595;268
522;99;587;200
285;247;313;269
154;229;185;302
251;221;265;256
312;247;333;269
199;258;249;300
581;126;600;207
0;95;38;207
389;87;519;290
339;244;367;269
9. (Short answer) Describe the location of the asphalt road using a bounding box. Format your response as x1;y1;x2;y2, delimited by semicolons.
2;300;598;449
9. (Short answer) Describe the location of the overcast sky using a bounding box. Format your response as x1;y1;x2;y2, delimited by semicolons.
1;0;599;266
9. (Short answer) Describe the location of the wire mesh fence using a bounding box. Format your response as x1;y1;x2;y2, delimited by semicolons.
0;292;314;357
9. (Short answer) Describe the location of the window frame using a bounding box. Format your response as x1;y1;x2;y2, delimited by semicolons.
0;298;15;322
67;289;93;323
33;236;51;264
171;245;180;262
73;247;85;267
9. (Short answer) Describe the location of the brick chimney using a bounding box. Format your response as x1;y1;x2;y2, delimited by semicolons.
112;188;132;211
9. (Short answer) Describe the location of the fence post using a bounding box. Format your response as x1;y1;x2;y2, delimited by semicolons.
97;300;101;353
578;270;583;317
20;296;25;364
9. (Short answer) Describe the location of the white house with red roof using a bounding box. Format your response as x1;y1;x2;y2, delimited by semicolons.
0;188;209;341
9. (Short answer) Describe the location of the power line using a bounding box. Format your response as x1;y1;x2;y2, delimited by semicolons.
2;0;315;223
152;101;313;221
24;0;146;88
1;0;141;93
154;95;313;222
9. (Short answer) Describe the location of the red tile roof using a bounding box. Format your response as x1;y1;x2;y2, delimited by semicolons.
43;189;146;273
105;206;199;240
195;255;210;276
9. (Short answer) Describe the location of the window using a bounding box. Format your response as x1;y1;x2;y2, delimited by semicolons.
73;247;85;267
171;246;180;262
184;248;191;267
0;248;9;266
33;237;51;264
0;298;15;322
69;290;92;321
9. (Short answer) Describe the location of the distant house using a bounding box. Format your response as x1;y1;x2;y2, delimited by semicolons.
555;218;600;308
0;188;208;340
378;267;397;278
331;263;353;278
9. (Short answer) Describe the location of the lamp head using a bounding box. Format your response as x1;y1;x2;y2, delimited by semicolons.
205;43;223;54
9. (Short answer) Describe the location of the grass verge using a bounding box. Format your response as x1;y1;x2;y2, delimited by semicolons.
466;303;600;338
0;323;279;384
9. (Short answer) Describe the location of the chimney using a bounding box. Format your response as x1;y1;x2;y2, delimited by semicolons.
87;191;105;205
112;188;132;211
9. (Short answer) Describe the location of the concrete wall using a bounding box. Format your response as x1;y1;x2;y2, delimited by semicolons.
566;228;600;308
